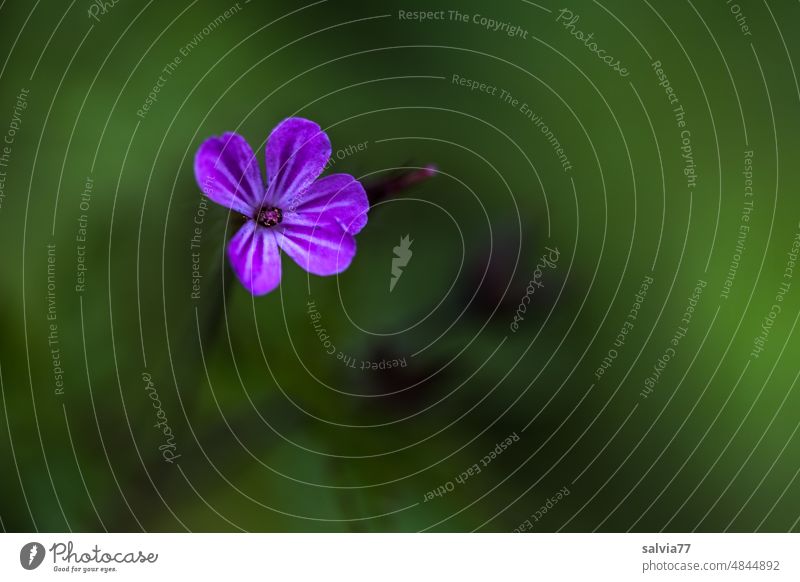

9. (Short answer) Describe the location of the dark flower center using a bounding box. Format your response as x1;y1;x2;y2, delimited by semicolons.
255;206;283;227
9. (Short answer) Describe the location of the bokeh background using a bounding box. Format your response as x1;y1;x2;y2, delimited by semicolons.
1;0;799;532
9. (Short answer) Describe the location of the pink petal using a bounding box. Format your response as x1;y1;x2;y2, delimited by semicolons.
276;223;356;276
283;173;369;235
265;118;331;207
227;221;282;295
194;133;265;215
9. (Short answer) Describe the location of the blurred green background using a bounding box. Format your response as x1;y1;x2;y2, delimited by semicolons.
1;0;799;532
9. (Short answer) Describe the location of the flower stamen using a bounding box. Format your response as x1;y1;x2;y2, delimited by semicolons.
255;205;283;227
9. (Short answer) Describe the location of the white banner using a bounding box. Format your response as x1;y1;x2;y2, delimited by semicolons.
0;533;797;581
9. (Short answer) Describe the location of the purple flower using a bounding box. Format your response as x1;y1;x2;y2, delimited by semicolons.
194;118;369;295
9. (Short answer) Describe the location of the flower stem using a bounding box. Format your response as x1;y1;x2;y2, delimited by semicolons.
364;164;437;206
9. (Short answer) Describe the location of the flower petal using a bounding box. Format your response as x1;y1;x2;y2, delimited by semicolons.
194;133;264;215
276;224;356;276
265;118;331;207
227;221;281;295
283;174;369;235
